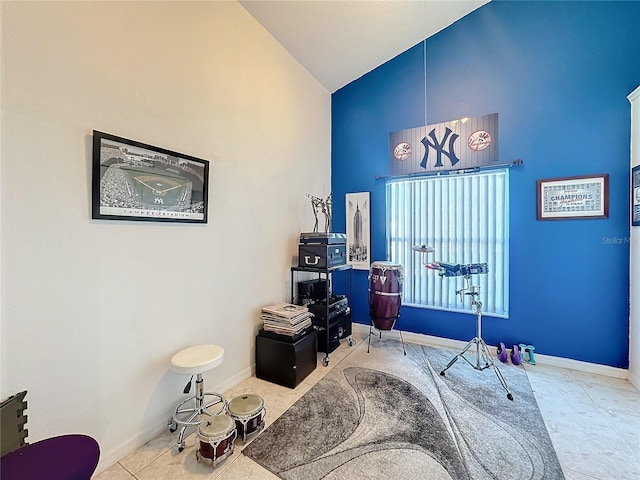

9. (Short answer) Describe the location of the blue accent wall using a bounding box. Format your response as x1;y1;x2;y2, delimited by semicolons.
331;1;640;368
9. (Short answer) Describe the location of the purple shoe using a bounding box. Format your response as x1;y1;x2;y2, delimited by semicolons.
510;345;521;365
496;342;508;363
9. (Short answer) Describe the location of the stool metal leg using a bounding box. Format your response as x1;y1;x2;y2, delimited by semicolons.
171;374;227;452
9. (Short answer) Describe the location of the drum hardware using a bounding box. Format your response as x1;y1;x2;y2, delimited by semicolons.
227;394;266;443
426;261;488;277
170;375;227;452
428;262;514;401
195;414;237;467
412;244;435;253
367;261;407;355
412;244;435;269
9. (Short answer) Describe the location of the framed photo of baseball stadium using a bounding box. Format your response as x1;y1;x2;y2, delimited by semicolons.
92;131;209;223
536;174;608;220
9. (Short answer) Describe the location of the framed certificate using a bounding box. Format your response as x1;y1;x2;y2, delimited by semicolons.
536;174;608;220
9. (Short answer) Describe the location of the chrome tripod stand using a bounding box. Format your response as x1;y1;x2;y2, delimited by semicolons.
436;267;514;401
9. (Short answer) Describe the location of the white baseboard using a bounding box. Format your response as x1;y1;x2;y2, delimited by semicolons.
94;365;254;475
96;329;631;474
352;323;629;380
96;420;169;475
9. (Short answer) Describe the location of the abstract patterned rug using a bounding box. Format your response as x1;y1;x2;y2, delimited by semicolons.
244;339;565;480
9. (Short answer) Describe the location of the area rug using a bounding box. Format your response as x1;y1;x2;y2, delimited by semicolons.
244;338;565;480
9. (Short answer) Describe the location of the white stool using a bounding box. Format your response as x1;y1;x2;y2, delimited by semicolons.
168;344;226;452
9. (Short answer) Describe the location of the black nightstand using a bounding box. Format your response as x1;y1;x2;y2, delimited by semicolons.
255;329;317;388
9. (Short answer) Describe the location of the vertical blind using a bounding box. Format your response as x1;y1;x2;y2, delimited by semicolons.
386;169;509;318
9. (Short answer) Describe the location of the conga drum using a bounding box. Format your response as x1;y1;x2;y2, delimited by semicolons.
195;414;236;467
368;261;404;330
227;394;266;442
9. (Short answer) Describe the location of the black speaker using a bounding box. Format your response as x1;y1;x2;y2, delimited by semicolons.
297;279;327;304
256;329;317;388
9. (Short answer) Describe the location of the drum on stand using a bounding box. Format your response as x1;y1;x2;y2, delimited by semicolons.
195;414;236;467
227;394;266;442
368;261;404;330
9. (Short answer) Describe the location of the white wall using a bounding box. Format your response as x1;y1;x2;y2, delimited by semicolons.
0;0;331;470
629;86;640;389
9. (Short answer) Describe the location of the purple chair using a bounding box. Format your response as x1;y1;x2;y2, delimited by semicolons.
0;434;100;479
0;391;100;479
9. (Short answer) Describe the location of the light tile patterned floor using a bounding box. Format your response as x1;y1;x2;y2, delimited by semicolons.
95;332;640;480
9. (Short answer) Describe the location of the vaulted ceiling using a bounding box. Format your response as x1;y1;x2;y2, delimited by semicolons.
239;0;489;93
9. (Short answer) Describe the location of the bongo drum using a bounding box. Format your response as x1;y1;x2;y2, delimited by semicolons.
195;414;236;467
368;261;404;330
227;394;266;442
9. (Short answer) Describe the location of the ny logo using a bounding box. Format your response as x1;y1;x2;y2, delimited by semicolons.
420;127;460;169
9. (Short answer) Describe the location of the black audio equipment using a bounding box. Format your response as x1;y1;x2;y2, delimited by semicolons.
297;279;328;304
298;243;346;268
298;232;347;268
316;312;352;354
299;232;347;244
308;296;349;323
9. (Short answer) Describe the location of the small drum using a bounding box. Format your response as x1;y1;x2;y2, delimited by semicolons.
195;414;236;466
228;394;266;442
368;261;404;331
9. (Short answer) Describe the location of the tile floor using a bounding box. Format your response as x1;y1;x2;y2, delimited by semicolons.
95;331;640;480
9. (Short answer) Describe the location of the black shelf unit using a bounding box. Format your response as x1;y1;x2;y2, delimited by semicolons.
290;264;354;366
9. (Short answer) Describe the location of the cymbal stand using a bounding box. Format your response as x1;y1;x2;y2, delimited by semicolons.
439;274;514;401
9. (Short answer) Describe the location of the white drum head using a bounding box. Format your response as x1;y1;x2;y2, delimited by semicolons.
198;414;234;437
371;261;403;270
228;394;264;417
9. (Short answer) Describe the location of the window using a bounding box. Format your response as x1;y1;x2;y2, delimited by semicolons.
386;169;509;318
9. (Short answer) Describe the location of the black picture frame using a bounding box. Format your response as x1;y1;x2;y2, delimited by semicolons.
633;165;640;227
92;131;209;223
